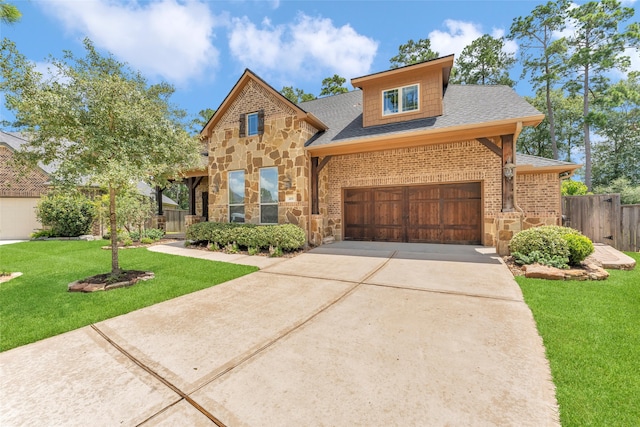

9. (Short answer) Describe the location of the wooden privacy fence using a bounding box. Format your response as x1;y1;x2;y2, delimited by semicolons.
164;209;187;233
562;194;639;252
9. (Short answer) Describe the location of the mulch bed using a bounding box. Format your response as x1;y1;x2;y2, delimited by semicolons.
68;270;155;293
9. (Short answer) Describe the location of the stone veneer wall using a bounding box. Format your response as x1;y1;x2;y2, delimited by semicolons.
207;79;318;233
0;146;49;197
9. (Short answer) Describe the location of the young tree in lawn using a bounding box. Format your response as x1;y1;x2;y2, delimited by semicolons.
389;38;439;69
563;0;639;190
319;74;349;97
280;86;316;104
0;38;201;278
509;0;569;160
454;34;516;86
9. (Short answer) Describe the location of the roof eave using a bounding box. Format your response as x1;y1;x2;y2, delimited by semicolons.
305;115;545;157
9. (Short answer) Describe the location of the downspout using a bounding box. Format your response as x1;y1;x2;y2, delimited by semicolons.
512;122;526;216
306;150;313;248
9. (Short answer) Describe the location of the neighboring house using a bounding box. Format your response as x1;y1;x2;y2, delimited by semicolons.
0;131;178;239
198;55;580;254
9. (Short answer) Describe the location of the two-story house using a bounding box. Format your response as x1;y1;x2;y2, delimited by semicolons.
196;55;579;254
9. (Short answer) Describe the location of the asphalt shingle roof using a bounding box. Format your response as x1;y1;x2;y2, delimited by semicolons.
300;85;542;147
516;153;577;168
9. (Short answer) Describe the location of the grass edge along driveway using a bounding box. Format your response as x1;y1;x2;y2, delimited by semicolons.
0;240;257;352
517;252;640;427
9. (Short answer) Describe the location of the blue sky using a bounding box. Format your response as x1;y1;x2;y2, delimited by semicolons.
2;0;638;124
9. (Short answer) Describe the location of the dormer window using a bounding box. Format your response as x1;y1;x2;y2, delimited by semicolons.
382;84;419;116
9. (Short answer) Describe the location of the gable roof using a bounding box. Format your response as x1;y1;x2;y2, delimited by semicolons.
301;85;544;155
201;69;328;137
351;54;455;88
0;130;55;175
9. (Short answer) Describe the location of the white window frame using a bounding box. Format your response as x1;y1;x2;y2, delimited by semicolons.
259;167;278;225
247;112;259;136
228;170;245;223
382;83;420;116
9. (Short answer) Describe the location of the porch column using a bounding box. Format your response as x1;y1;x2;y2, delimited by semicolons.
155;186;164;215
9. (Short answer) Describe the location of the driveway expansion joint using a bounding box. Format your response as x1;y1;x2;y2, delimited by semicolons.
90;324;227;427
362;281;525;303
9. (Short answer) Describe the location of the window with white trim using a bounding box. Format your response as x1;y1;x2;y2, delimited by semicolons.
382;84;419;116
259;167;278;224
228;170;245;223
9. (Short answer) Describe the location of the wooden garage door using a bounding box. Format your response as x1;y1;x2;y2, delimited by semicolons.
344;183;481;244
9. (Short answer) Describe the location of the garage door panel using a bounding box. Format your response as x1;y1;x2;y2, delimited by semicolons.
344;183;481;245
409;201;440;226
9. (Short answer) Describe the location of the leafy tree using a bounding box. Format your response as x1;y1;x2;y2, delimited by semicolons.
517;89;583;161
0;38;201;278
280;86;316;104
509;0;569;159
563;0;640;190
591;74;640;186
319;74;349;97
96;186;154;236
389;38;439;69
0;0;20;24
594;177;640;204
164;181;189;210
190;108;215;133
453;34;516;86
561;179;589;196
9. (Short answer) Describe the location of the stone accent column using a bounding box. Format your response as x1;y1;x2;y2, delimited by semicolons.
152;215;166;232
495;213;523;256
185;215;204;227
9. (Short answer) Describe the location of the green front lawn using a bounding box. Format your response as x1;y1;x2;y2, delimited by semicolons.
517;252;640;426
0;240;257;352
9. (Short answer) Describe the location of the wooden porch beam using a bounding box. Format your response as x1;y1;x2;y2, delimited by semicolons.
317;155;332;173
477;137;502;157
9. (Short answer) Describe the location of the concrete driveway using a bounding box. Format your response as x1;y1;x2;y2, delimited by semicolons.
0;242;558;426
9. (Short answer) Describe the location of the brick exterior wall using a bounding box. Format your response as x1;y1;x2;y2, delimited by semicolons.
207;78;318;233
0;146;49;197
359;68;442;127
315;140;563;248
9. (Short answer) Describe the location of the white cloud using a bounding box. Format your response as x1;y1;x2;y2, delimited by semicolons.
40;0;218;85
429;19;517;61
429;20;484;59
228;13;378;81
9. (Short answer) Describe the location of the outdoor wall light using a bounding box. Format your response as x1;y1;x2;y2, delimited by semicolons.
283;175;292;189
503;157;516;180
212;182;219;193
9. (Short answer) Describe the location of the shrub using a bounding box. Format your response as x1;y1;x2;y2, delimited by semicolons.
36;193;96;237
143;228;164;241
30;229;55;239
561;180;589;196
186;222;306;252
509;225;594;268
140;237;153;245
563;233;594;265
